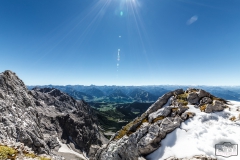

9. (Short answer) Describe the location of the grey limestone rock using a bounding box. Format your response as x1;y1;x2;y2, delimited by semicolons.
31;88;106;154
197;89;210;99
147;89;184;115
178;105;189;115
0;71;227;160
187;92;199;104
205;104;213;113
0;70;106;157
148;107;171;123
204;100;225;113
91;88;224;160
212;100;225;112
0;70;48;154
200;97;212;104
91;90;194;160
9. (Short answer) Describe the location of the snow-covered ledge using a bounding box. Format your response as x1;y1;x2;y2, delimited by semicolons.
147;101;240;160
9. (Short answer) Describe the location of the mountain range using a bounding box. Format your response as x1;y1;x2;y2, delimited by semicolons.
0;70;239;160
28;85;240;102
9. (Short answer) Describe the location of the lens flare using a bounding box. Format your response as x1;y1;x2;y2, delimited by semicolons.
120;11;123;16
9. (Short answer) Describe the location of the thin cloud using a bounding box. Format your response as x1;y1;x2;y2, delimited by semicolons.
187;15;198;25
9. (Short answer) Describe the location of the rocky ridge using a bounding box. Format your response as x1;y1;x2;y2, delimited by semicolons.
90;88;228;160
0;70;106;159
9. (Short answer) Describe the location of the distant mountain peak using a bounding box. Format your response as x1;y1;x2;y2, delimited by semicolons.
85;87;105;97
108;88;128;98
128;88;158;102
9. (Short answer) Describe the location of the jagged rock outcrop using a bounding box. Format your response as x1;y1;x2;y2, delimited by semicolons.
90;88;228;160
0;70;50;154
0;70;106;158
29;87;105;154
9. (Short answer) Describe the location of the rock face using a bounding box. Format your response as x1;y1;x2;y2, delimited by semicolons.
90;88;228;160
29;87;105;154
0;70;49;154
0;70;106;157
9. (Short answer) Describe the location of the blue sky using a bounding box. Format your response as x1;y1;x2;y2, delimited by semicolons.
0;0;239;86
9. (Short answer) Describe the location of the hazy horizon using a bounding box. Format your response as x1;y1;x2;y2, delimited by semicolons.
27;83;240;87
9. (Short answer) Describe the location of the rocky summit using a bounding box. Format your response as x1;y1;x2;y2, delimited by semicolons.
0;70;106;159
0;70;234;160
90;88;229;160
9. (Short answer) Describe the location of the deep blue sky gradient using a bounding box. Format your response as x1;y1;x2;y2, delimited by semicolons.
0;0;239;85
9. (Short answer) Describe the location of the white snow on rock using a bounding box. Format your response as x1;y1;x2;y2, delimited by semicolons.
147;100;240;160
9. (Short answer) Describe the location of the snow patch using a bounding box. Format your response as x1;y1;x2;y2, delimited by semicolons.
147;100;240;160
162;96;173;108
57;137;87;160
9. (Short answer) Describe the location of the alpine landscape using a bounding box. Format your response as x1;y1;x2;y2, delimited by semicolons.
0;0;240;160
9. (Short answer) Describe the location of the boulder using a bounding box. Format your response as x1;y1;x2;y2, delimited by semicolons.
203;100;225;113
197;89;210;99
200;97;212;104
148;107;171;123
205;104;213;113
181;112;195;120
146;92;174;114
187;92;199;104
173;89;184;95
186;88;198;93
138;125;161;155
212;100;225;112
